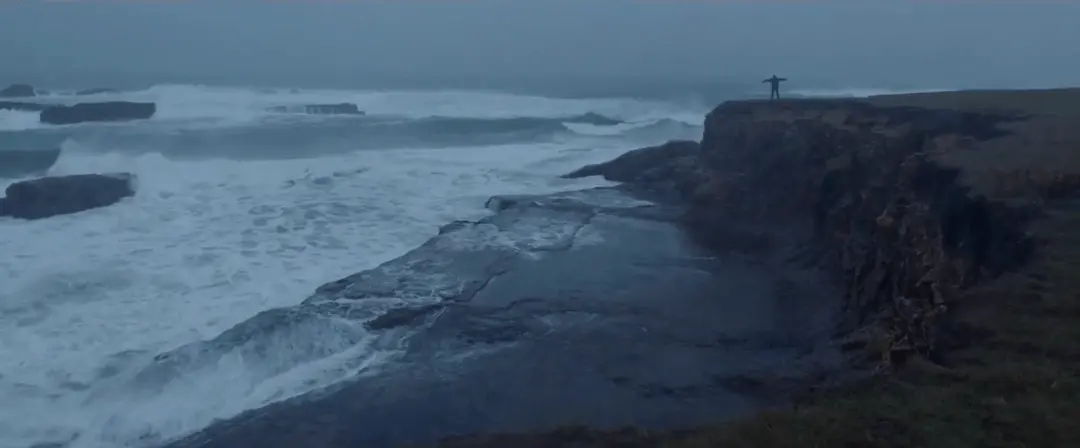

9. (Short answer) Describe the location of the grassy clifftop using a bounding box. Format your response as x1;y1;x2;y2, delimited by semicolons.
436;88;1080;447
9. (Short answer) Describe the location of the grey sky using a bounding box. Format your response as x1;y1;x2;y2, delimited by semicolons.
1;1;1077;92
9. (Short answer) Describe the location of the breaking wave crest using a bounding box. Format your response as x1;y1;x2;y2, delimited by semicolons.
0;83;707;448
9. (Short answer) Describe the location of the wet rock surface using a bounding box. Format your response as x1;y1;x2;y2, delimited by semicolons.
0;173;135;220
0;83;35;98
166;187;843;448
688;100;1033;369
267;103;364;115
155;97;1047;448
566;99;1035;371
563;140;705;200
39;101;156;125
75;88;119;96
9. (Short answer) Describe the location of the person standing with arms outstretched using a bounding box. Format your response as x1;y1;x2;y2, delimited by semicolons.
763;75;787;100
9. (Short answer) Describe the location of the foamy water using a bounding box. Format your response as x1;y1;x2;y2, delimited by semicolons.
0;85;702;447
0;110;42;132
11;84;703;132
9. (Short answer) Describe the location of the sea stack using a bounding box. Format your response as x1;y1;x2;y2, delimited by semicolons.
0;83;36;98
0;173;136;219
39;101;156;125
266;103;364;115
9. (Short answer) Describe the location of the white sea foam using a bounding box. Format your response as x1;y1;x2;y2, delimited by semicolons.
0;109;44;132
105;84;702;128
0;84;704;136
0;83;709;447
0;127;646;447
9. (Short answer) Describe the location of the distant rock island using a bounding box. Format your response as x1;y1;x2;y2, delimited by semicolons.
75;87;119;95
267;103;364;115
0;83;36;98
1;97;157;125
0;173;135;220
39;101;156;125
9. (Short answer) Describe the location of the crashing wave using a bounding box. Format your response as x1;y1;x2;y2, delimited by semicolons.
0;148;60;179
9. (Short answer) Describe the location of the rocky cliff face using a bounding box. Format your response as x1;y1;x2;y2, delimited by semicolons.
575;99;1036;371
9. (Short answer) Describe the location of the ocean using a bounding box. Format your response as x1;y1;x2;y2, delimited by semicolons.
0;84;714;448
0;81;926;448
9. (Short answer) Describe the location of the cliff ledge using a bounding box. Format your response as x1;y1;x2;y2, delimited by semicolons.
440;88;1080;447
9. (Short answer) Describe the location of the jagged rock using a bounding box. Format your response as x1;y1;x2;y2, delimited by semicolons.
566;112;623;126
164;181;846;448
0;101;49;112
307;103;362;115
75;88;118;96
563;140;703;198
0;173;135;220
569;99;1035;369
267;103;364;115
0;148;61;179
0;83;35;98
365;304;445;330
696;101;1034;367
564;140;698;181
39;101;155;125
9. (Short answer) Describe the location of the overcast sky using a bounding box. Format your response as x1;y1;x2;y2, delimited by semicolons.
1;1;1077;92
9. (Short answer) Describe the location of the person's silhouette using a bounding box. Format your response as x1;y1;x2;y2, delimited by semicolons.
762;75;788;100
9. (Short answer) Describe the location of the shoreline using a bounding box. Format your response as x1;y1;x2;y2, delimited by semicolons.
140;87;1080;447
434;88;1080;447
165;185;849;448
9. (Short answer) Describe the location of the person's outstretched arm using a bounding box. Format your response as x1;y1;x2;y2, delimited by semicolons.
762;78;771;83
778;78;788;81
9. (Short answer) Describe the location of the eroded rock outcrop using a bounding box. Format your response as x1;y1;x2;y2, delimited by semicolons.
564;112;623;126
75;88;118;96
267;103;364;115
565;140;700;183
570;99;1035;371
165;184;844;448
39;101;156;125
0;173;135;219
0;83;35;98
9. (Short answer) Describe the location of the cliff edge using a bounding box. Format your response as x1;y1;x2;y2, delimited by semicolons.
441;89;1080;447
689;98;1035;371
